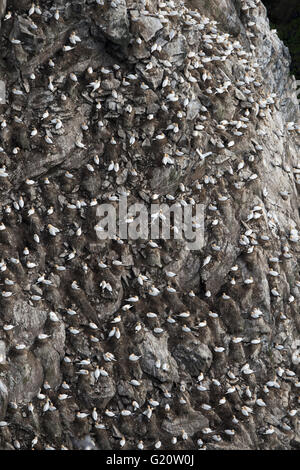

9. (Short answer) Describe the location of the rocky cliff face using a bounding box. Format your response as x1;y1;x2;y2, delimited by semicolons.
262;0;300;80
0;0;299;451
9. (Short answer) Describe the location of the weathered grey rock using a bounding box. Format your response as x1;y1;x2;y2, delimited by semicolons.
134;15;163;42
10;300;48;347
186;99;201;121
162;411;209;437
33;343;62;389
0;341;6;364
48;320;66;358
117;379;151;408
88;377;116;410
234;88;247;101
136;60;164;89
0;380;8;420
42;410;62;441
7;353;43;403
101;78;121;91
0;80;5;104
0;0;299;453
0;0;6;21
72;435;97;450
162;35;187;65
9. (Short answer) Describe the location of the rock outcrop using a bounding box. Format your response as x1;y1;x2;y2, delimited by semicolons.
0;0;299;450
